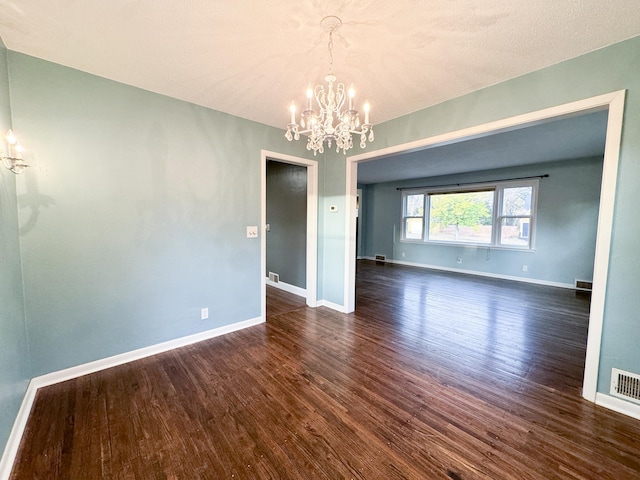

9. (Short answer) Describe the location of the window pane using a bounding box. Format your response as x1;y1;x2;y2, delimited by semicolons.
500;218;530;246
429;191;493;243
502;186;532;216
405;218;423;240
405;194;424;216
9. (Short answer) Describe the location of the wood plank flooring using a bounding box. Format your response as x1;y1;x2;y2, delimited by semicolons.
10;260;640;479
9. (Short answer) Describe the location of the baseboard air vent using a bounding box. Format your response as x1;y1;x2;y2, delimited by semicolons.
575;279;593;291
375;254;386;262
610;368;640;405
268;272;279;283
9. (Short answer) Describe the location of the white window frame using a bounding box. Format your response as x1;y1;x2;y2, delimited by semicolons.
402;192;426;241
401;178;539;250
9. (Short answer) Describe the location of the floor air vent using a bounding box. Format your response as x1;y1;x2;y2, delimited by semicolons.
268;272;279;283
611;368;640;404
575;280;593;291
375;254;386;262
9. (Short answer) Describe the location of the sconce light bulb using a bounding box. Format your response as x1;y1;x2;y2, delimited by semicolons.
1;129;28;174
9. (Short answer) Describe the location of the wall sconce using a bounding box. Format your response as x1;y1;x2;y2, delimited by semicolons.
1;129;29;174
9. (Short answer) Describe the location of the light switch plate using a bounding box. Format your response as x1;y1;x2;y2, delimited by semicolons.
246;226;258;238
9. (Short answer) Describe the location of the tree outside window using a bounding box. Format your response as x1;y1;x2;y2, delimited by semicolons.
429;191;493;243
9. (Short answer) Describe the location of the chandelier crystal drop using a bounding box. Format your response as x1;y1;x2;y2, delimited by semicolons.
285;16;373;156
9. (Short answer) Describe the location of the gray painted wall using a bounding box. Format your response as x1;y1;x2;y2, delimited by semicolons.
0;39;30;460
359;157;603;286
266;160;307;288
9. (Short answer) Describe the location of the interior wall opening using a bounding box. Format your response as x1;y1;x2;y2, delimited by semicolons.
344;91;626;403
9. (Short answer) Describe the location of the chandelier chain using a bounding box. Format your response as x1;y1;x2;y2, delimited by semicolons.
328;27;334;75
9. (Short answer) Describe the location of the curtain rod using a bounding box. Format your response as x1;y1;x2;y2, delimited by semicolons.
396;174;549;191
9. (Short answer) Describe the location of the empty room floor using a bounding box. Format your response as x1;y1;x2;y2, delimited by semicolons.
9;260;640;479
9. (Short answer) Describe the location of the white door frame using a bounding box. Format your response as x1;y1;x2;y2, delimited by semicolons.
261;150;318;319
344;90;626;403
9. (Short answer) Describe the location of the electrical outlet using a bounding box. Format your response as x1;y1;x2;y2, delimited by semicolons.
201;307;209;320
522;265;528;272
457;256;462;264
401;252;405;257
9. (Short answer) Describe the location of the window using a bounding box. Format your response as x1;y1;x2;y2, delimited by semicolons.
429;189;494;244
497;186;534;247
401;179;538;249
404;193;425;240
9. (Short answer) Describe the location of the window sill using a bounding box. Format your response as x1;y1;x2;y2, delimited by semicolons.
399;238;535;252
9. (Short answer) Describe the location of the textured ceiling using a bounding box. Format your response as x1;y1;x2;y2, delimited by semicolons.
1;0;639;130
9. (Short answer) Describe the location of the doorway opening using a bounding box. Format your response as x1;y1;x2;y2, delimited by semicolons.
261;150;318;320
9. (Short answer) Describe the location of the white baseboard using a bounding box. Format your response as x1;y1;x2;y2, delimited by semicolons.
0;382;38;480
32;317;264;389
265;277;306;298
316;299;349;313
595;392;640;421
361;257;574;290
0;317;263;480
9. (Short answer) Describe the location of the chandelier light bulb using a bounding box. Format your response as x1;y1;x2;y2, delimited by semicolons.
289;101;296;124
6;129;17;145
306;86;313;109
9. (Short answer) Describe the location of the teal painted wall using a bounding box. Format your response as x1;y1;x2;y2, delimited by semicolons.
8;51;313;377
360;157;603;286
0;40;30;461
317;150;348;304
1;34;640;463
266;160;307;288
349;36;640;396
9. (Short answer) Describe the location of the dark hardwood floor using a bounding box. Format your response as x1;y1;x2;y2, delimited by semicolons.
266;284;307;318
10;260;640;479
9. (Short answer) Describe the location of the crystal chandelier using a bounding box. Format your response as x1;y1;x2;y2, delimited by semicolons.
285;16;374;156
